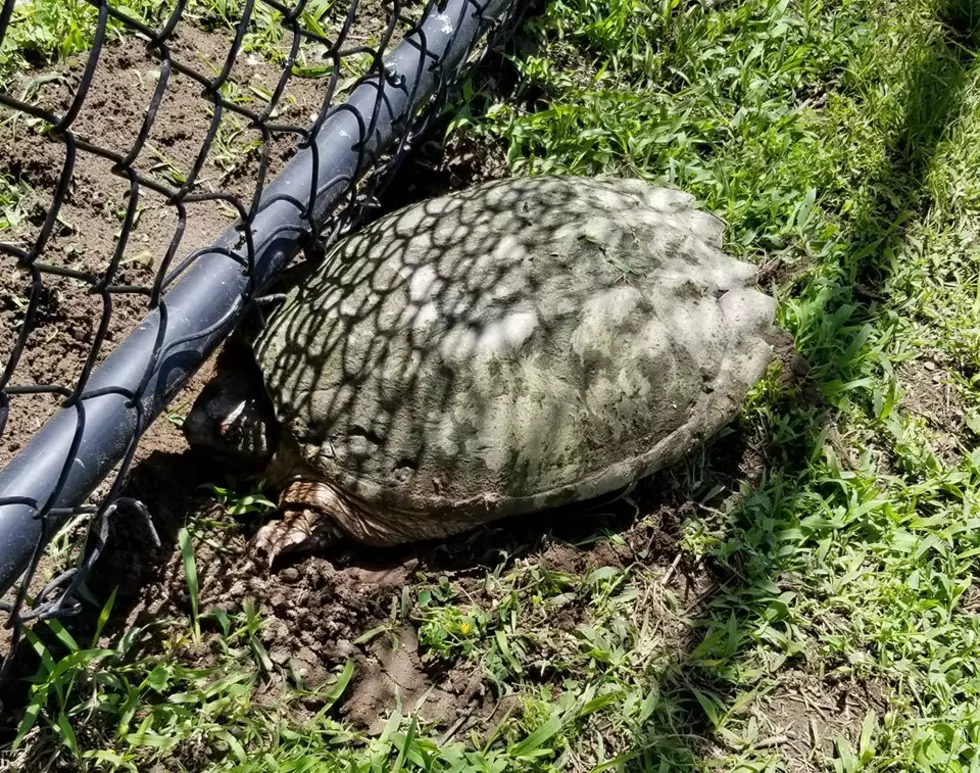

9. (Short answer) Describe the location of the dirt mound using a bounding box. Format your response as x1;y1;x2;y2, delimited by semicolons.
344;626;486;734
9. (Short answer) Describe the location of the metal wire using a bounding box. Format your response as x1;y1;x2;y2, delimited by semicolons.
0;0;519;674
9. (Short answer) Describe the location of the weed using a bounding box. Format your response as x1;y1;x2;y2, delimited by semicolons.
146;144;188;188
178;527;202;643
0;173;33;231
0;0;177;87
200;477;276;519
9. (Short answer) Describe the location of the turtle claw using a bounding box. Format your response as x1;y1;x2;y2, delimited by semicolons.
253;507;340;567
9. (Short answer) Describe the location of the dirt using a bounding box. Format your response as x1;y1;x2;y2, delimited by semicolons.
344;626;486;734
741;670;890;771
67;442;699;729
956;582;980;616
897;353;970;465
0;22;336;464
373;129;510;214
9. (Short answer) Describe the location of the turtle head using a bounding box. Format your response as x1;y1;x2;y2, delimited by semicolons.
183;341;281;468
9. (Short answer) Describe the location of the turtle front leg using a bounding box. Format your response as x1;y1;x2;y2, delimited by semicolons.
253;480;346;566
254;478;470;564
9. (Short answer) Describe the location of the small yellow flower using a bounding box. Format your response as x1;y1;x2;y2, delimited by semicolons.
459;622;471;635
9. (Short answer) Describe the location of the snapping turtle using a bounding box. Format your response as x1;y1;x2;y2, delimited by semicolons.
184;176;777;563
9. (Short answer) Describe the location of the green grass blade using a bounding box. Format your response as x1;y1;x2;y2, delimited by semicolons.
91;586;118;648
178;526;201;643
509;712;567;758
12;689;47;749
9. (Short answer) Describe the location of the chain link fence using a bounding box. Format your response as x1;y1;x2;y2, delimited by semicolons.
0;0;520;679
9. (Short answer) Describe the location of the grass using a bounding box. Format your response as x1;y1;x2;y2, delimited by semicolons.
0;0;351;106
8;0;980;769
0;0;176;85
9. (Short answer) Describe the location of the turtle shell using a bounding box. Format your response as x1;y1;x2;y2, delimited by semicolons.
254;176;776;519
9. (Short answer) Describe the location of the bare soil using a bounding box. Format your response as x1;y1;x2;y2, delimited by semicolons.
897;354;971;464
748;670;890;771
0;22;334;464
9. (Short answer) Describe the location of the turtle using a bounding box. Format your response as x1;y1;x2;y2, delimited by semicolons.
183;175;779;564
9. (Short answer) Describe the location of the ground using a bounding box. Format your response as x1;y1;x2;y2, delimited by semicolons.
2;0;980;771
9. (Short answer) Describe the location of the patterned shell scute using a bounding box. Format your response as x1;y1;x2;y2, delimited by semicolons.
254;176;776;518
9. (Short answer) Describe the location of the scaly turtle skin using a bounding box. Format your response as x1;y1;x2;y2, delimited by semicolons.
184;175;778;563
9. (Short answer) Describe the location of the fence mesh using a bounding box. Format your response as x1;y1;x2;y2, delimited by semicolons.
0;0;519;680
